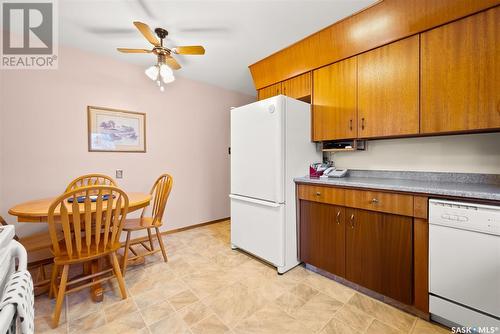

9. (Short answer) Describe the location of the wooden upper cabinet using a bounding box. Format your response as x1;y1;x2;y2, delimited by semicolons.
358;36;420;138
249;0;498;89
257;82;282;100
282;72;311;101
421;7;500;134
312;57;357;141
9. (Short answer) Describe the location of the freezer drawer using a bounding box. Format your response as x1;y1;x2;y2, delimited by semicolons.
230;195;284;266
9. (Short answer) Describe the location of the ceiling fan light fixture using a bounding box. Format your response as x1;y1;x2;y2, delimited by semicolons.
145;65;159;81
120;21;201;89
162;74;175;84
159;64;173;77
159;64;175;84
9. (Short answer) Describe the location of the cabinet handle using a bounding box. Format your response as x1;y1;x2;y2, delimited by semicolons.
361;118;365;130
349;119;353;131
336;211;341;225
315;192;321;196
350;214;355;228
371;198;379;204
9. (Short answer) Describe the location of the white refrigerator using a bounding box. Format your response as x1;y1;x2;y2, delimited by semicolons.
230;95;321;273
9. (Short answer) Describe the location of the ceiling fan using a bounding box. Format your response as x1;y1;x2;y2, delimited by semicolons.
117;21;205;91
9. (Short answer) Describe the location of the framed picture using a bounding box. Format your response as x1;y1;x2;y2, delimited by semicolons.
87;106;146;152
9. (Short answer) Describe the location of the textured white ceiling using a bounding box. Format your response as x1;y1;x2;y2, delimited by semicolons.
59;0;376;95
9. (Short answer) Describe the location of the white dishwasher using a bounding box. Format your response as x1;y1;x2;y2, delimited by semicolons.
429;199;500;328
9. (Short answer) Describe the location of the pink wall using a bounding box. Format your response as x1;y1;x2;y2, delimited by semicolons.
0;46;254;237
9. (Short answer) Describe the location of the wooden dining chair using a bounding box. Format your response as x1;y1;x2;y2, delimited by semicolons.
0;216;62;296
65;173;117;192
48;185;129;328
121;174;173;275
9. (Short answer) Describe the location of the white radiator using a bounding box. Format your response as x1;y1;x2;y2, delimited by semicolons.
0;226;30;334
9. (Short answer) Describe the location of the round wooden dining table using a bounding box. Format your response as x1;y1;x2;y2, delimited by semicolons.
8;192;151;302
9;192;151;223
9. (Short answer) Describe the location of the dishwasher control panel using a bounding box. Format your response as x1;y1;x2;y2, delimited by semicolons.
429;199;500;236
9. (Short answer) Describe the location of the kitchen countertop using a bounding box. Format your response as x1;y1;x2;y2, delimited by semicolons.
294;170;500;201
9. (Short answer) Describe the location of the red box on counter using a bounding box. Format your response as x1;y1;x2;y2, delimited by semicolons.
309;166;324;178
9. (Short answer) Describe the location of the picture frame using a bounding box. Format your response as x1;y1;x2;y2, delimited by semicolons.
87;106;146;153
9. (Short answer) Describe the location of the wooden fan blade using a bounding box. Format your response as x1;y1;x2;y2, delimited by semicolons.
117;48;152;53
133;21;160;46
172;46;205;55
165;56;181;70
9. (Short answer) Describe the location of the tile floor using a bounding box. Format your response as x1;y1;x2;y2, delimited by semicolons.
34;220;450;334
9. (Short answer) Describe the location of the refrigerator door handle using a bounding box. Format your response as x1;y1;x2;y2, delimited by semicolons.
229;194;281;208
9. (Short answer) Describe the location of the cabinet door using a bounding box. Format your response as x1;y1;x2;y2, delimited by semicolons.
282;72;311;101
299;201;345;277
345;208;382;293
312;57;357;141
258;83;282;100
421;7;500;133
358;36;419;138
346;208;413;304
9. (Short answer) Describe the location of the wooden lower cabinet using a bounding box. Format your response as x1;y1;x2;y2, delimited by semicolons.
300;201;345;277
346;208;413;304
299;200;413;305
413;218;429;312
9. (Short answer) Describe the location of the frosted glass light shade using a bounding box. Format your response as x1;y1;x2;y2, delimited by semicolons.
145;65;159;81
159;64;175;83
159;64;173;78
162;74;175;84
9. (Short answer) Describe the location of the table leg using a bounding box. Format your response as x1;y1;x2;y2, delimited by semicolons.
83;262;90;275
90;259;103;302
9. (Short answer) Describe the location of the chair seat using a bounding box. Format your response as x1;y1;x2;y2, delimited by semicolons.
19;230;63;252
54;237;121;264
122;217;159;231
